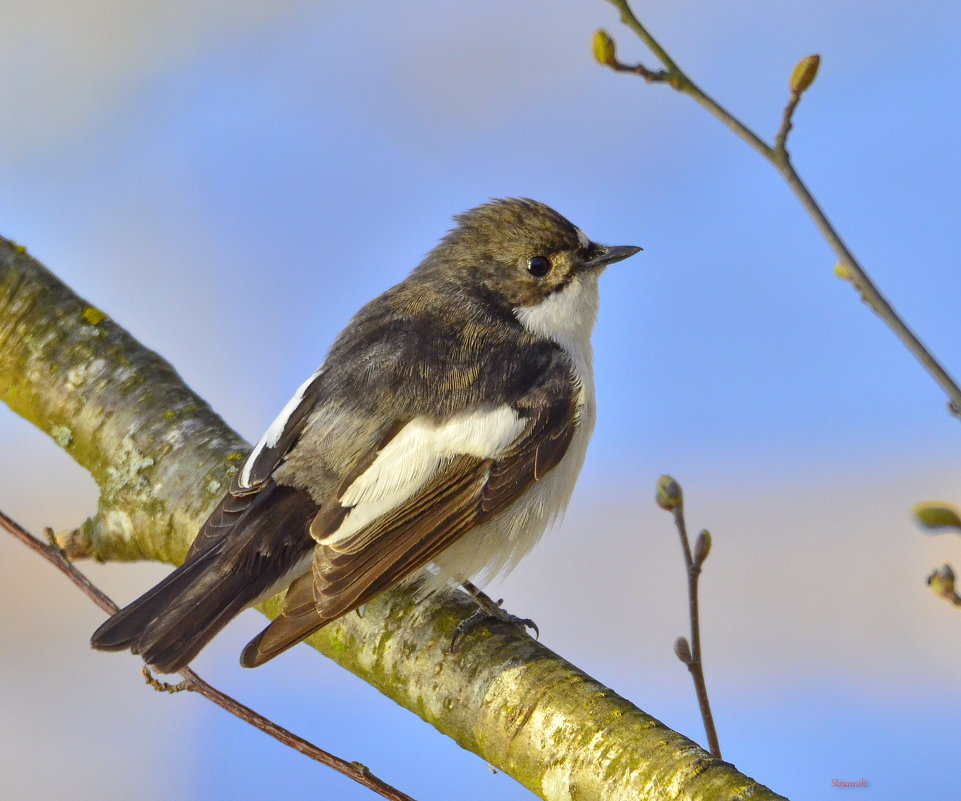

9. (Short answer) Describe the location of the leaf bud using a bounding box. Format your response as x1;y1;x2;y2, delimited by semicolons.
833;262;853;281
789;54;820;95
592;30;618;68
693;530;712;566
913;502;961;533
656;475;683;511
926;564;960;605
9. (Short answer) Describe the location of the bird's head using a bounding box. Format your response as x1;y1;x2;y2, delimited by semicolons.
421;198;640;309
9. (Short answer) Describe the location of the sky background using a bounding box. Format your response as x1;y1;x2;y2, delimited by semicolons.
2;1;960;799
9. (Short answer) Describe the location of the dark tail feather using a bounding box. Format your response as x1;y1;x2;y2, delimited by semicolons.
90;548;220;652
92;482;319;673
133;584;252;674
91;542;251;674
240;619;328;668
239;571;331;668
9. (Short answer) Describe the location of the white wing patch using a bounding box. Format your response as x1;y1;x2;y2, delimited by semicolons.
239;367;323;488
319;406;525;546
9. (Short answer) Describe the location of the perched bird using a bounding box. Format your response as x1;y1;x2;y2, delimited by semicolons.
91;198;640;672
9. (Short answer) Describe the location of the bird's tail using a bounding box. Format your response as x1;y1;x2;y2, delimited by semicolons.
90;540;260;674
93;481;319;672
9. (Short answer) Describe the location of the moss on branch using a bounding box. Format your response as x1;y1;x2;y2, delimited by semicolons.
0;239;246;562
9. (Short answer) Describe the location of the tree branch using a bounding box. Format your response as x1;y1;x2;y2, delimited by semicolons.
598;0;961;418
0;510;416;801
0;239;787;801
656;477;721;759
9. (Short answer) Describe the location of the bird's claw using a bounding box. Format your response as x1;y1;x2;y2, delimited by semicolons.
450;598;539;651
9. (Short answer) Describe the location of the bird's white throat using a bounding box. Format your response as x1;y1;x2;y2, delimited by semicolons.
514;273;599;377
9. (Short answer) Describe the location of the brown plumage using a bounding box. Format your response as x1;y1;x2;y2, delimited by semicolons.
241;377;578;667
90;198;640;672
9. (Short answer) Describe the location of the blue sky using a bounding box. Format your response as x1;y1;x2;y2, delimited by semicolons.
2;2;961;799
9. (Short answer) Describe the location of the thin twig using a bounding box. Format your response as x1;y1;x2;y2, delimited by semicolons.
773;94;801;156
774;55;820;157
673;513;720;759
0;509;416;801
656;478;721;759
600;0;961;418
608;59;673;84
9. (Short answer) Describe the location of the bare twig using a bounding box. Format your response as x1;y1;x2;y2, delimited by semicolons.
597;0;961;418
774;56;819;155
0;509;416;801
655;477;721;759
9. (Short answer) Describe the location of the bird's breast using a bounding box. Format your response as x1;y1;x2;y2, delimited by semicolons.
426;361;596;590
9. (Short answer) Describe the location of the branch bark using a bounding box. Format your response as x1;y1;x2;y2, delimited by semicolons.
0;238;787;801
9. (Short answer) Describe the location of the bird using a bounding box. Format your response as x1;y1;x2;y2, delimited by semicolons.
90;198;640;672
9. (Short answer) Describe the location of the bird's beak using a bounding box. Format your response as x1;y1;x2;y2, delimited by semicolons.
584;243;642;270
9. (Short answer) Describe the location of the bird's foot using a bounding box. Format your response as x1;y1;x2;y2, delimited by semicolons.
450;582;539;651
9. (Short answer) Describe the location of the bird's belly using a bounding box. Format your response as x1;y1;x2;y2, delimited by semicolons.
425;387;596;591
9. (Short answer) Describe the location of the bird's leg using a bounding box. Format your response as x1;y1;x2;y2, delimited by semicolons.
450;580;539;651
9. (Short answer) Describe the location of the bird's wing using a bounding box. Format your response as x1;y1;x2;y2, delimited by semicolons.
238;368;328;493
185;367;328;560
240;356;582;666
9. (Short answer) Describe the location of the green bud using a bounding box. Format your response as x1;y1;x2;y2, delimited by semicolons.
789;54;820;95
926;564;960;605
913;502;961;533
592;29;617;68
656;475;683;511
833;262;853;281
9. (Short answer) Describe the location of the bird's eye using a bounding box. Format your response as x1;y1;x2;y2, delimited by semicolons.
526;256;552;278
